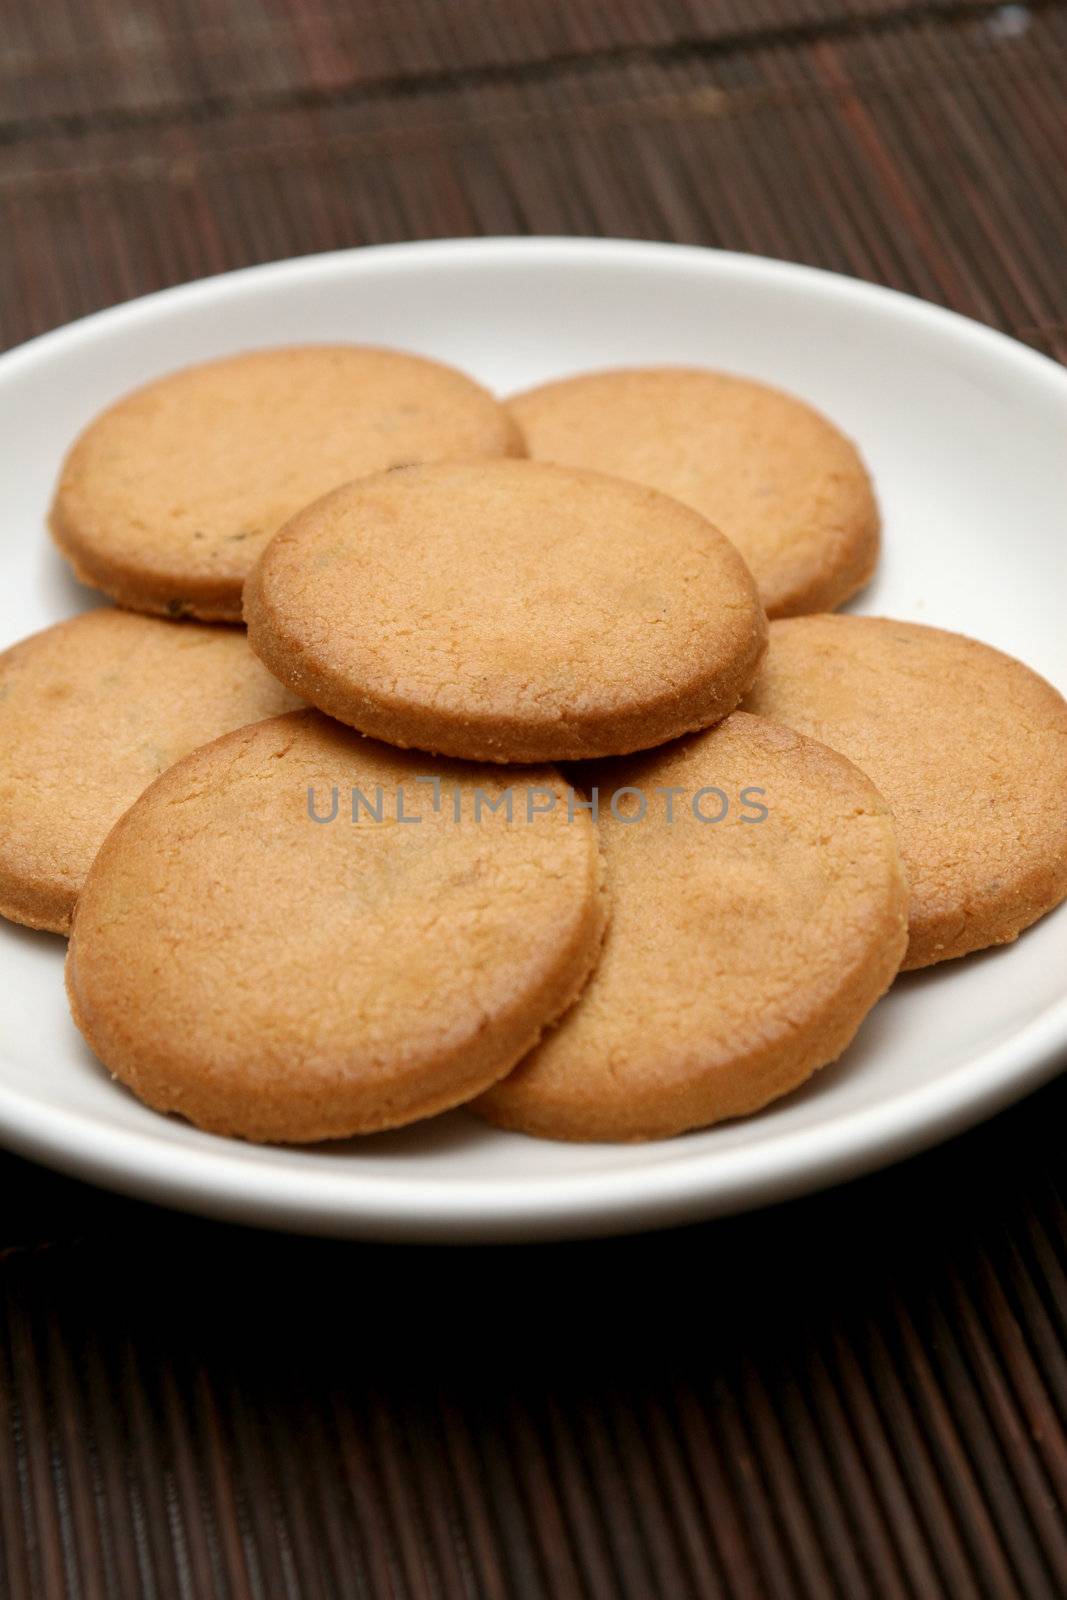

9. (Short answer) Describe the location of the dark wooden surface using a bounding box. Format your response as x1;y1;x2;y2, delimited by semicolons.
2;2;1066;1595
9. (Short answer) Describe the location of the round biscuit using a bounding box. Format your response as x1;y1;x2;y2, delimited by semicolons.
66;710;609;1142
0;608;299;933
743;615;1067;967
509;366;879;619
51;345;521;621
244;459;768;763
477;712;908;1141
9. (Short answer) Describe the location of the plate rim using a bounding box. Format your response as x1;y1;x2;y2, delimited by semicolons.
0;1003;1063;1241
6;234;1067;396
2;235;1065;1242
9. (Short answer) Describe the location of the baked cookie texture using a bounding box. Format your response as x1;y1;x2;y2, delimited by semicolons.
509;366;879;619
244;459;768;763
476;712;908;1142
50;345;522;622
66;711;608;1142
743;615;1067;968
0;608;299;934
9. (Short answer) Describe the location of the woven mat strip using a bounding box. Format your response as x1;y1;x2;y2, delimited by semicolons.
0;1082;1065;1599
0;0;1010;120
3;10;1064;357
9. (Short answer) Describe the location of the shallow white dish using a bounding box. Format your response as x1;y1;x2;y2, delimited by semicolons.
1;237;1065;1241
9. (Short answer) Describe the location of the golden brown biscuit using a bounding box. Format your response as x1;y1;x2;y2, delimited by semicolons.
244;459;767;763
67;711;608;1142
476;713;907;1142
0;608;299;934
51;345;521;622
743;615;1067;968
509;367;879;619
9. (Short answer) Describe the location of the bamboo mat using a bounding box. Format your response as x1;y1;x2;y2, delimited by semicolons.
1;3;1066;1596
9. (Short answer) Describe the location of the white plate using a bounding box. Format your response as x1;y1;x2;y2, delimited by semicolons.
1;238;1065;1241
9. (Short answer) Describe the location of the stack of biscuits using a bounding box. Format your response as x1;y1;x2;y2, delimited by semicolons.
2;345;1065;1144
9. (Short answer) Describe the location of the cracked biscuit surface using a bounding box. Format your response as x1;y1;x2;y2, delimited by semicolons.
743;615;1067;967
509;366;879;619
0;607;299;933
51;345;521;621
66;710;608;1142
476;712;907;1142
244;459;768;763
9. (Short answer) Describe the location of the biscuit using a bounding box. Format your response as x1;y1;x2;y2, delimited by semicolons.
66;711;608;1142
244;459;767;763
509;367;879;619
743;615;1067;968
476;712;907;1142
51;345;521;622
0;608;299;934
